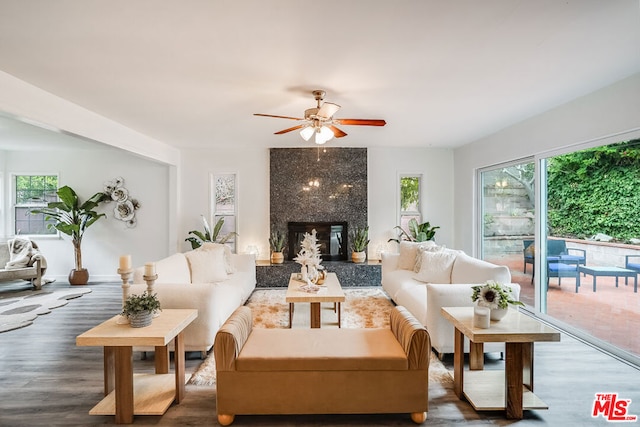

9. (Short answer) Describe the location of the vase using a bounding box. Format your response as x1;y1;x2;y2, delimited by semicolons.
68;268;89;285
129;311;153;328
270;251;284;264
307;265;319;283
301;264;308;281
352;251;366;263
490;307;508;321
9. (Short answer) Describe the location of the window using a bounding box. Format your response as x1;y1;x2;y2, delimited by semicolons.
399;175;421;232
14;175;58;235
211;173;237;252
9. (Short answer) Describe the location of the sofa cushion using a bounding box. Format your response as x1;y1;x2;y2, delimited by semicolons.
185;245;228;283
450;253;511;284
397;240;438;271
236;328;408;371
413;243;445;273
199;242;235;274
414;250;457;283
151;252;191;284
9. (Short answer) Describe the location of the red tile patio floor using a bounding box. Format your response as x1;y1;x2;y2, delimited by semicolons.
487;254;640;359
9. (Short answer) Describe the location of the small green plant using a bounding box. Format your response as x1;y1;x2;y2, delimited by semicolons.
122;291;161;317
349;225;370;252
389;218;439;243
269;229;287;252
185;215;237;249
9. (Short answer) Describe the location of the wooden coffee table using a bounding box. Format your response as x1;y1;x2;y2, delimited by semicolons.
76;309;197;424
441;306;560;419
286;272;345;328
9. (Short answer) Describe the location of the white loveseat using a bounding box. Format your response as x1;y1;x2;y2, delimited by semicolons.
382;241;520;356
129;243;256;355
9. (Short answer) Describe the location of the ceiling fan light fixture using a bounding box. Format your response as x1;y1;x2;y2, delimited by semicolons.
300;126;314;141
314;126;334;145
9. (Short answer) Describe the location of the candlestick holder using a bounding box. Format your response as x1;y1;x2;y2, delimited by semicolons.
143;274;158;295
117;268;133;306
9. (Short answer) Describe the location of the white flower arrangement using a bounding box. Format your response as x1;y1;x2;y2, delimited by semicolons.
293;229;322;268
471;280;524;310
293;229;323;292
103;176;141;228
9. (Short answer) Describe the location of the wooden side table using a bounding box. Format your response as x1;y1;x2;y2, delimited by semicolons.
441;306;560;419
76;309;197;424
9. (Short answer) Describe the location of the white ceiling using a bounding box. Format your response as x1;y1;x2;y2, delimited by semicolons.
0;0;639;151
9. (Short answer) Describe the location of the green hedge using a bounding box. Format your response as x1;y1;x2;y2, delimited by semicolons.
547;140;640;242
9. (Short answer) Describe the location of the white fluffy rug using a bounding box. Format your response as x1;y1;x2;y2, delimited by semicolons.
0;287;92;333
188;288;452;386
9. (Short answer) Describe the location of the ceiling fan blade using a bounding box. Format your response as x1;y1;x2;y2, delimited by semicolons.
254;113;305;121
333;118;387;126
317;102;341;119
329;125;347;138
274;124;306;135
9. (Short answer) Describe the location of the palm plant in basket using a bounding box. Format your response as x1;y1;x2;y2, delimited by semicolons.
30;185;108;285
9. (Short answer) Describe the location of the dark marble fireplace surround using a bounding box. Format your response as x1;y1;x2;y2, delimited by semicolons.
270;147;368;260
262;147;380;287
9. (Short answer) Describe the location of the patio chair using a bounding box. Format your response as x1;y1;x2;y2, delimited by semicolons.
625;255;640;286
523;239;587;284
547;261;579;289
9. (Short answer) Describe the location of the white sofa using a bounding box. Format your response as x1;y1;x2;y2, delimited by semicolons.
129;243;256;355
382;241;520;356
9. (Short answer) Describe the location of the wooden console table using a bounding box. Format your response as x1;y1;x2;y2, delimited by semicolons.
441;307;560;419
76;309;197;424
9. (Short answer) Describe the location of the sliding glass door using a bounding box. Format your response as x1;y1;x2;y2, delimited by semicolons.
480;160;535;307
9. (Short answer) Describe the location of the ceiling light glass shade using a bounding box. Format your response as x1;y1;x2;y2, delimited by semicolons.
300;126;314;141
315;126;334;145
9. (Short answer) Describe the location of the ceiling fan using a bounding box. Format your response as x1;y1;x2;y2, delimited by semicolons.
254;90;386;145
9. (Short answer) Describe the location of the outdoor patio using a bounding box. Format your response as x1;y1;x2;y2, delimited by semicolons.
489;253;640;358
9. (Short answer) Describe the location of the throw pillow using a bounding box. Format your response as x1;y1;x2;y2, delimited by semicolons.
199;242;235;274
398;240;438;271
413;243;444;273
414;250;457;284
185;245;228;283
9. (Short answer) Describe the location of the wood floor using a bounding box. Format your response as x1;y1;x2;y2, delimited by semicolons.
1;280;639;426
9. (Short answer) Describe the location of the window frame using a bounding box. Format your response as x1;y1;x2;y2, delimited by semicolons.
210;172;238;253
398;173;423;232
11;173;59;237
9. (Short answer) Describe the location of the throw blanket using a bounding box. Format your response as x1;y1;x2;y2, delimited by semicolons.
5;238;47;271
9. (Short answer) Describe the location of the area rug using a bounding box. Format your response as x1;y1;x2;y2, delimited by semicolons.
188;287;453;386
0;287;92;333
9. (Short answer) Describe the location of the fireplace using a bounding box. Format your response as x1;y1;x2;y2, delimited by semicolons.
288;221;348;261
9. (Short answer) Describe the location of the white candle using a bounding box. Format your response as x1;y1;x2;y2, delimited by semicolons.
144;262;156;276
473;306;490;329
119;255;132;270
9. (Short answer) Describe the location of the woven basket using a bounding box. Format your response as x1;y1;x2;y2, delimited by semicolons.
129;311;153;328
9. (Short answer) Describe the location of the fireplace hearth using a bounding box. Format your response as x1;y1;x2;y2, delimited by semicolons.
288;221;348;261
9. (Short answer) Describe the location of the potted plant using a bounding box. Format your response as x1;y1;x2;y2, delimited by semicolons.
350;225;370;263
269;229;287;264
30;185;108;285
389;218;440;243
122;291;162;328
185;215;238;249
471;280;524;321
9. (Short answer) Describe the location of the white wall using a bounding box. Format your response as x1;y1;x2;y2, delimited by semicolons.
368;147;454;258
179;146;455;262
3;146;172;281
453;72;640;255
179;147;271;259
